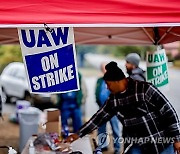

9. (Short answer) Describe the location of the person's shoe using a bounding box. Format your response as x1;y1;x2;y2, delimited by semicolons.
101;147;108;152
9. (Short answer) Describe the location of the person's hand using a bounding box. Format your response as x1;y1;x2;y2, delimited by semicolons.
64;133;79;143
174;142;180;154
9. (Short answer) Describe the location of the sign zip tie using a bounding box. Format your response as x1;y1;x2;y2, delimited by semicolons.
44;23;54;33
157;45;163;51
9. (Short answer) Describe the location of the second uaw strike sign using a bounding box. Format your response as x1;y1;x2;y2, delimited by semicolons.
146;49;169;88
18;27;79;93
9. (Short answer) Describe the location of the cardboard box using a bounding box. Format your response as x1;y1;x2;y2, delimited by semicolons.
45;108;61;135
46;121;60;134
46;108;60;122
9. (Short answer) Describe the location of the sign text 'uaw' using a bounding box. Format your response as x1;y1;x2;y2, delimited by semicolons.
18;27;79;93
146;49;169;88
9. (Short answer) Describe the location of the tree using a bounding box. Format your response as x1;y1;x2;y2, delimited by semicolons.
0;45;23;73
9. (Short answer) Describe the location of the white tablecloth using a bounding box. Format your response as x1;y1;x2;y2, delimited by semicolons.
22;135;93;154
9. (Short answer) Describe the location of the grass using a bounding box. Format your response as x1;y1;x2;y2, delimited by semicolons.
173;60;180;68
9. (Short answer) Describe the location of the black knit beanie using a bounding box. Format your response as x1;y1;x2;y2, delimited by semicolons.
103;61;125;81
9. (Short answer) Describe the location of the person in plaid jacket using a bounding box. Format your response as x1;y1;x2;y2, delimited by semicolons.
66;61;180;154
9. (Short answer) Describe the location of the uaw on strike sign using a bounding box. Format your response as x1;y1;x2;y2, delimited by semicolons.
18;27;79;93
146;49;169;88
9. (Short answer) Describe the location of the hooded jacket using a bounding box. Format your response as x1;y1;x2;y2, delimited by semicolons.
129;67;146;81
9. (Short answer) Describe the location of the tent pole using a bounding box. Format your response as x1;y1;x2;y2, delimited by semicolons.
169;31;180;37
157;27;173;44
153;27;161;45
0;38;18;44
142;27;155;44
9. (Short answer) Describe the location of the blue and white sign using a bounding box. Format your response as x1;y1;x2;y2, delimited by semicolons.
18;27;79;93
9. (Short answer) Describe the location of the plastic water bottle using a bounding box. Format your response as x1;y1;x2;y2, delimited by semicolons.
28;140;35;154
8;147;17;154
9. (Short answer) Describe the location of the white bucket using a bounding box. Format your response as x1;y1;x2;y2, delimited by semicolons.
18;107;41;152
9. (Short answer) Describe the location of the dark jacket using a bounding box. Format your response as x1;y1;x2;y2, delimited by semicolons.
95;77;104;107
78;78;180;154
